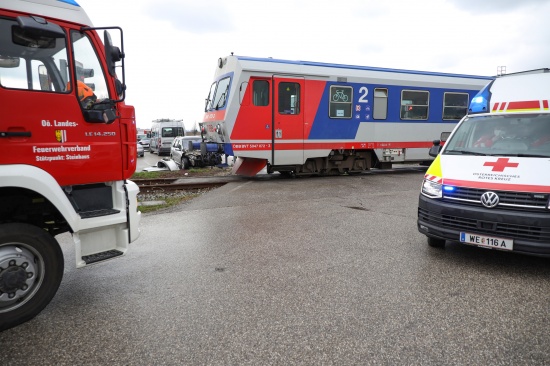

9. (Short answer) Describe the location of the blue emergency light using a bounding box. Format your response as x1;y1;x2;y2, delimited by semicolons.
443;185;455;192
468;81;494;114
57;0;81;6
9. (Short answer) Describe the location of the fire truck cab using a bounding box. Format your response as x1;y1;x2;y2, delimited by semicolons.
0;0;140;330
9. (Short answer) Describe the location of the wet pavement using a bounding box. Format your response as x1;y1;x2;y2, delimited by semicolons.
2;170;550;365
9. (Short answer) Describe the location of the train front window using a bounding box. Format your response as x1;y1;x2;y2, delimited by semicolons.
213;76;231;110
205;82;217;111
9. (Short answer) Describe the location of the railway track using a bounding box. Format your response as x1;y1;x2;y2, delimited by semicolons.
134;178;228;192
133;165;427;193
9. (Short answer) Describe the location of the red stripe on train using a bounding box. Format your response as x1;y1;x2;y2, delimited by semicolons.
232;141;435;151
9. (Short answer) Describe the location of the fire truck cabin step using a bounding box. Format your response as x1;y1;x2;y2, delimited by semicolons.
82;249;123;264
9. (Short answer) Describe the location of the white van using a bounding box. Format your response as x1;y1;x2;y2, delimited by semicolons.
418;69;550;256
150;119;184;155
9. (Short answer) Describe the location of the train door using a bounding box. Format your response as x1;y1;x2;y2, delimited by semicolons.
272;76;304;165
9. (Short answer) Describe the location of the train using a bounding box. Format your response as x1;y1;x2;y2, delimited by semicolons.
199;55;494;176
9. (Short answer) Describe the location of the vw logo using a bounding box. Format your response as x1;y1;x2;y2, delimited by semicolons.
480;191;500;208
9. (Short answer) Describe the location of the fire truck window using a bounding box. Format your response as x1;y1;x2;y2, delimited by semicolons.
0;18;70;92
71;30;109;102
253;80;269;106
278;82;300;114
329;85;352;119
400;90;429;120
443;92;469;120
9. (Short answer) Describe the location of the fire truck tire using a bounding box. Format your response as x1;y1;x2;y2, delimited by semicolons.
0;223;64;332
427;236;446;248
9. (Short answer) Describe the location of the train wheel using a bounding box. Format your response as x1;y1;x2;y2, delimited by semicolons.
0;223;64;331
427;237;446;248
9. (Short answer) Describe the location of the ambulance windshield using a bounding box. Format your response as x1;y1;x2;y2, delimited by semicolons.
444;114;550;157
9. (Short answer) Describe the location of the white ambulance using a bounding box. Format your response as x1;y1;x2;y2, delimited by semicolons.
418;69;550;256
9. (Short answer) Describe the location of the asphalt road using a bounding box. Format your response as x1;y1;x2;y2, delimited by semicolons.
2;170;550;365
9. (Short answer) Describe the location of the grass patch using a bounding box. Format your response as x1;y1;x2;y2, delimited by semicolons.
138;193;201;213
132;167;229;180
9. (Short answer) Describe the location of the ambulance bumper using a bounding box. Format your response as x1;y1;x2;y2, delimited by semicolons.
417;194;550;257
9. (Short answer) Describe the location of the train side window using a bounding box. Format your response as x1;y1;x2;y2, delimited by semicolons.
443;92;469;120
253;80;269;106
329;85;352;119
401;90;429;120
373;88;388;120
278;82;300;114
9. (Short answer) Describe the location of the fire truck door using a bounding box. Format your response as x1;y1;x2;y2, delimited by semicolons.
272;77;304;165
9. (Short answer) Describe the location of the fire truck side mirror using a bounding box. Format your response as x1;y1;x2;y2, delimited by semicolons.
104;31;122;77
83;109;117;124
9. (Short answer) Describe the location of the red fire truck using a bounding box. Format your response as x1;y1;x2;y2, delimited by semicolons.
0;0;140;330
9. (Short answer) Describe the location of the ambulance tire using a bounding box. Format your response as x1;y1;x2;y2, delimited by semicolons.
0;223;64;332
427;237;446;248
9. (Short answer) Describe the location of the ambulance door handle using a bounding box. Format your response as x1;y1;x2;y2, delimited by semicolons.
275;129;282;138
0;131;32;138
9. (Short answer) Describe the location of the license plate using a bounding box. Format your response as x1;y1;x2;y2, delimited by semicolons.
460;232;513;251
383;148;403;155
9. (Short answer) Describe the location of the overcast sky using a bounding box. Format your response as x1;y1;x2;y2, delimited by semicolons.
78;0;550;130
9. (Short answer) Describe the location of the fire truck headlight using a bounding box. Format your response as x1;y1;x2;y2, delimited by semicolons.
421;179;442;198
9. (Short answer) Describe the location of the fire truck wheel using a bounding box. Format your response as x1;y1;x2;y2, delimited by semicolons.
427;236;446;248
0;223;64;331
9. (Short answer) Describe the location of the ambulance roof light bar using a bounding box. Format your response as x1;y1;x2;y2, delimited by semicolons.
468;81;494;114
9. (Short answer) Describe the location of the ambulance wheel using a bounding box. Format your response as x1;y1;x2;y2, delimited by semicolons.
0;223;64;331
427;237;446;248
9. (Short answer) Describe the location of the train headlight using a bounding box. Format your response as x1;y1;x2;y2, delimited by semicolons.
421;179;442;198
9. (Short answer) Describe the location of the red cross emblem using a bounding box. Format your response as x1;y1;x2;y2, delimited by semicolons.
483;158;519;172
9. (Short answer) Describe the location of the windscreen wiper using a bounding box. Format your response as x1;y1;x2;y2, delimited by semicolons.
444;149;488;156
